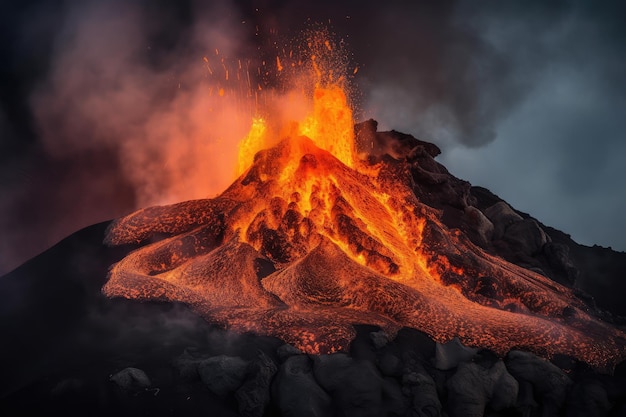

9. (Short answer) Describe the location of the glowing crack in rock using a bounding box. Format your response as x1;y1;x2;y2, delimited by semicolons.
102;30;626;370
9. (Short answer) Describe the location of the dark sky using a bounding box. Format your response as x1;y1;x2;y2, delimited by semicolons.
1;0;625;274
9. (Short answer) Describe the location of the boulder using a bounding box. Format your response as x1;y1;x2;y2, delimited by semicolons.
543;242;579;286
173;348;204;380
272;354;332;417
235;351;277;417
402;363;441;417
197;355;249;397
506;350;572;415
446;360;518;417
489;361;519;411
484;202;523;240
109;367;151;392
313;353;405;417
276;343;303;362
378;350;404;378
463;205;494;247
435;337;478;371
370;330;391;350
565;378;610;417
504;218;550;255
446;362;490;417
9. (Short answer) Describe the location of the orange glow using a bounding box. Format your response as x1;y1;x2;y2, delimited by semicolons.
103;130;626;369
234;29;356;174
237;117;267;176
101;29;626;371
298;85;355;168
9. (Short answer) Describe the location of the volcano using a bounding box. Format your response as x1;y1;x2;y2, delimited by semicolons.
3;29;626;416
2;121;626;416
101;120;626;370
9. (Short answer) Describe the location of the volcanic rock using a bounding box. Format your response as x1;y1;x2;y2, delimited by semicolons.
312;353;405;417
462;205;495;247
445;360;518;417
542;242;579;286
276;343;303;362
435;338;479;371
484;201;524;240
198;355;249;397
503;218;550;256
272;354;332;417
565;378;611;417
109;367;151;392
235;352;277;417
401;362;442;417
505;350;573;416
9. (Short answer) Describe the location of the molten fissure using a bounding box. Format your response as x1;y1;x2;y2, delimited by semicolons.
102;31;626;370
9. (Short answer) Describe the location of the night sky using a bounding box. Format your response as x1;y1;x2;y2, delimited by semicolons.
1;0;625;275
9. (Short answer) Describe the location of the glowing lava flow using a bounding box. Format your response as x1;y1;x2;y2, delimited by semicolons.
103;128;626;369
102;32;626;370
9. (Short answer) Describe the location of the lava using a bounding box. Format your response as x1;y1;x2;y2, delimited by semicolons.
102;30;626;370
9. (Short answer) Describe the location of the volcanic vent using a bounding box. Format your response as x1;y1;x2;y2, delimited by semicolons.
101;31;626;370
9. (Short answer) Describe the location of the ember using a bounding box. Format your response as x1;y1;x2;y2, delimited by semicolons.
102;30;626;370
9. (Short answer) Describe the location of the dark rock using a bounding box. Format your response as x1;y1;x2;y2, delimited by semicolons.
276;344;303;362
272;355;332;417
504;219;550;256
173;348;203;380
435;338;479;371
381;377;407;416
542;242;579;286
355;120;441;160
488;361;519;411
109;367;151;392
446;362;490;417
370;330;391;350
313;353;404;417
506;350;572;416
401;362;442;417
484;202;523;240
565;378;610;417
235;351;277;417
463;205;494;247
393;327;437;362
198;355;249;397
349;325;382;363
445;360;518;417
378;350;404;378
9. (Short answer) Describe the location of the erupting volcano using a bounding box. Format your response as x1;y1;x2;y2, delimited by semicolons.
100;32;626;371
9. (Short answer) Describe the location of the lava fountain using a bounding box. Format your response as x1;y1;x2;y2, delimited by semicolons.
102;31;626;370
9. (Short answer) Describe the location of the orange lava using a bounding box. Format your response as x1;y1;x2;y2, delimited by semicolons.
102;30;626;370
